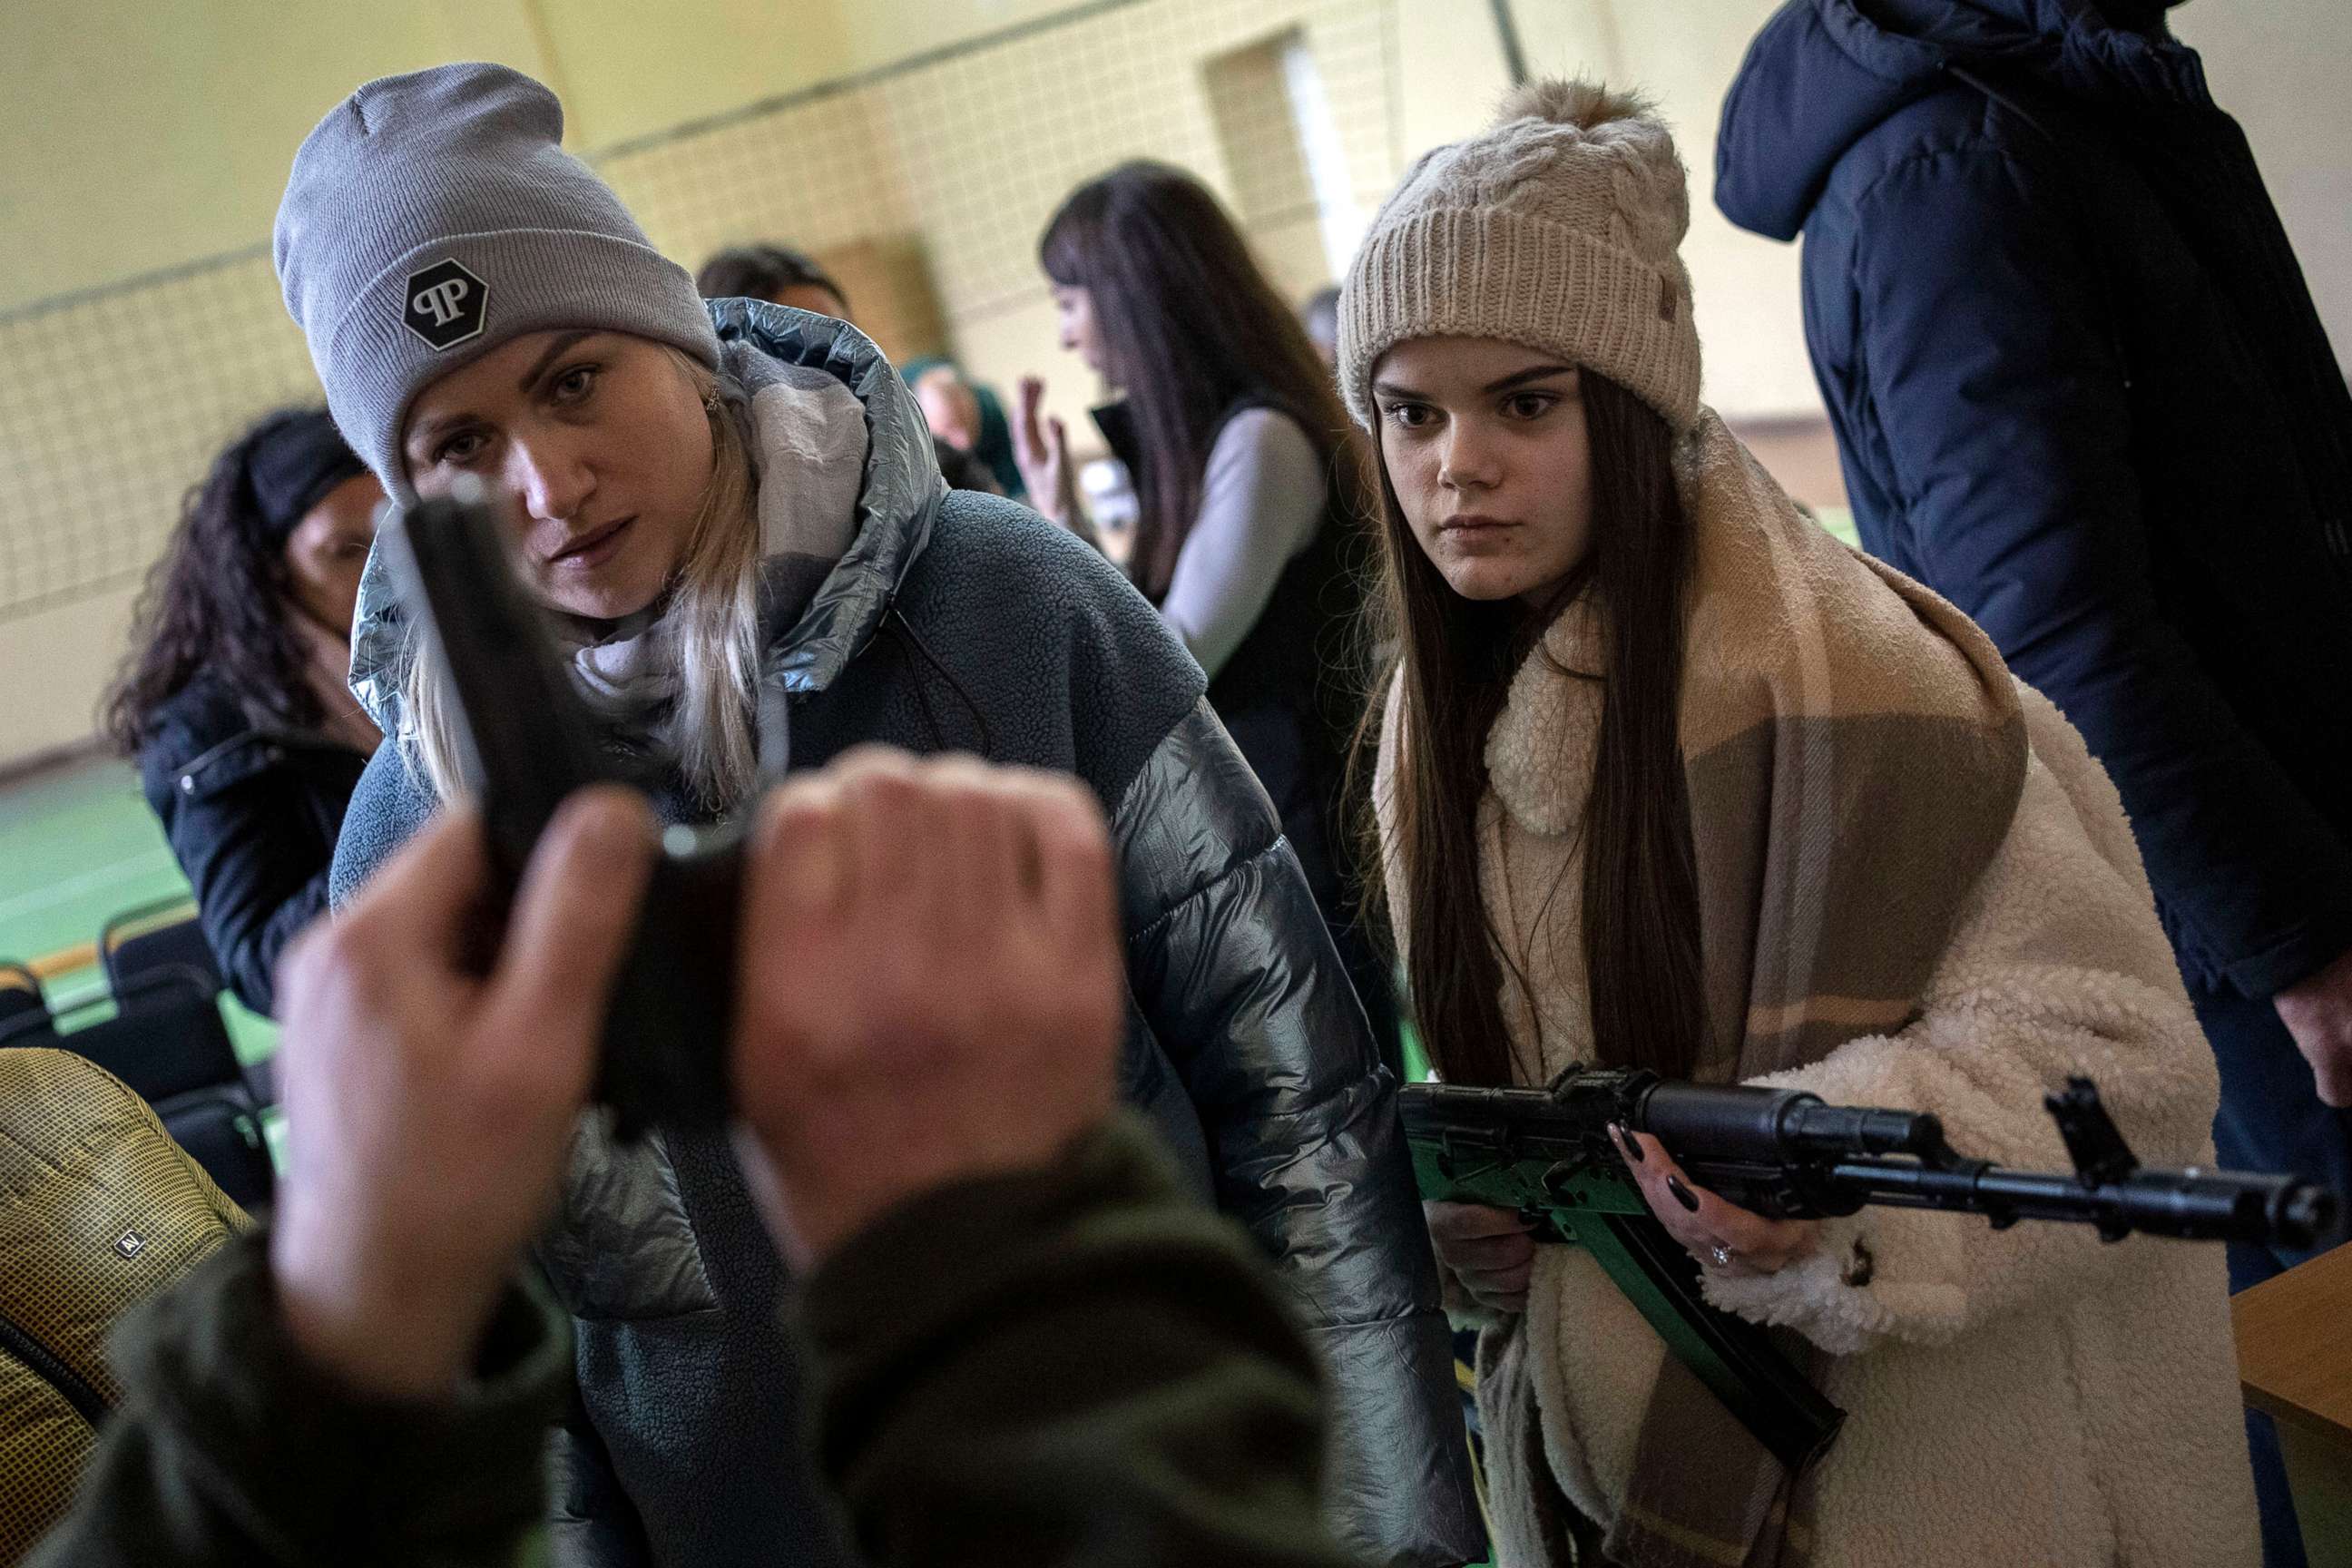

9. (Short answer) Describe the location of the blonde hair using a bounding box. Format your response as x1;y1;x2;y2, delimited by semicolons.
399;348;763;810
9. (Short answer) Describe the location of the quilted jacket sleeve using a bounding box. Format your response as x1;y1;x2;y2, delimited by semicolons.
1113;699;1483;1568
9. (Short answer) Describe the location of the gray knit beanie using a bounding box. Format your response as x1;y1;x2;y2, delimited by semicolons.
274;63;721;504
1338;80;1701;435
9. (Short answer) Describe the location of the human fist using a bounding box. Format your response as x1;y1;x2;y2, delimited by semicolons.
728;748;1124;1269
2275;945;2352;1108
1612;1124;1819;1279
1425;1202;1536;1316
1011;375;1084;533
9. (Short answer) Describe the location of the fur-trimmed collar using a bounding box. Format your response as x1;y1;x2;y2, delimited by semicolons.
1485;596;1606;840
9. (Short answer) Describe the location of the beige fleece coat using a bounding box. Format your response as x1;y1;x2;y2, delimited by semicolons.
1377;612;2262;1568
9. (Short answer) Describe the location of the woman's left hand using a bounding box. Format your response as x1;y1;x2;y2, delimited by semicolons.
1011;376;1083;532
1612;1123;1820;1278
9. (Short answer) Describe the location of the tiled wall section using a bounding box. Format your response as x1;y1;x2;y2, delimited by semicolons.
0;0;1398;626
0;254;320;622
1206;34;1321;225
599;88;914;290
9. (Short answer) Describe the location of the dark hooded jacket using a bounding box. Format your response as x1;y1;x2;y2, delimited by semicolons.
1716;0;2352;1001
136;673;369;1016
327;304;1480;1568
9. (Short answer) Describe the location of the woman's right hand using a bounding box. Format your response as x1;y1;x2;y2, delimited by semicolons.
1425;1201;1537;1315
1012;375;1083;532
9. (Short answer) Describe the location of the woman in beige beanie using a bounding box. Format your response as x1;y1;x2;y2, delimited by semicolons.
1348;81;2261;1568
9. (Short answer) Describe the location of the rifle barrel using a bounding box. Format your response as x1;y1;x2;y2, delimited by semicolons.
1827;1161;2337;1248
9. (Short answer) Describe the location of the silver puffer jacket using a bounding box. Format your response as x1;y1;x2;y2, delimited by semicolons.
331;305;1481;1567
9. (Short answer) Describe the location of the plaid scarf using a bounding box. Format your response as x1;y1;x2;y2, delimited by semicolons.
1483;411;2028;1566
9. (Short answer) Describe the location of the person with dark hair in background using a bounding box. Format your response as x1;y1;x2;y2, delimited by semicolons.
694;241;851;319
277;64;1475;1568
1016;162;1405;1076
103;408;385;1016
1715;12;2352;1560
1302;285;1341;371
27;751;1364;1568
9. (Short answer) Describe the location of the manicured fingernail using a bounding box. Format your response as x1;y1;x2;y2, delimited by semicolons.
1612;1122;1643;1163
1666;1175;1700;1213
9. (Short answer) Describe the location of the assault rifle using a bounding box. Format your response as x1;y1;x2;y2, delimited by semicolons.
1402;1068;2341;1472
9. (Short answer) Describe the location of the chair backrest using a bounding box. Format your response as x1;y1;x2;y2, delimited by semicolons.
25;966;242;1106
99;897;222;998
0;962;44;1030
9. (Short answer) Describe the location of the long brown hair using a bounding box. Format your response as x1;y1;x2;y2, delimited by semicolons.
1040;162;1359;598
103;409;342;753
1359;372;1705;1086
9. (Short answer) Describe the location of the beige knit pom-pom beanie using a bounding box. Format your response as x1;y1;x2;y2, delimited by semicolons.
1338;80;1701;434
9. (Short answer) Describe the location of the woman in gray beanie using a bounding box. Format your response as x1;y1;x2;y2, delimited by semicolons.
276;62;1478;1568
1350;81;2259;1567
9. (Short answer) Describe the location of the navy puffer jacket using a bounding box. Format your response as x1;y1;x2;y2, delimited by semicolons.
328;305;1481;1568
1717;0;2352;999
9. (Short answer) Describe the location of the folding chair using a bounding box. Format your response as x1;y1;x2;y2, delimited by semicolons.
100;897;222;997
0;961;45;1031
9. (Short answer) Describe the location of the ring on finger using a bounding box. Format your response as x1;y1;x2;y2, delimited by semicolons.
1707;1241;1735;1269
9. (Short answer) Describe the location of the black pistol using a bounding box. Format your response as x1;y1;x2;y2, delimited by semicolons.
379;476;743;1134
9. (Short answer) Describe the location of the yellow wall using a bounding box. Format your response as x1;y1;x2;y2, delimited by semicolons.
528;0;850;149
0;1;859;316
833;0;1075;73
3;0;2347;765
0;4;539;314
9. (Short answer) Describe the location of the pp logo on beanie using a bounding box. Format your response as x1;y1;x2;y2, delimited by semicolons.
404;259;488;351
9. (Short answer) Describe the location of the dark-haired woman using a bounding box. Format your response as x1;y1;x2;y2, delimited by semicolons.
1349;83;2259;1567
104;408;383;1015
1021;162;1400;1067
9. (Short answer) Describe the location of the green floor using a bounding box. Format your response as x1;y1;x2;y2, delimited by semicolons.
0;753;279;1064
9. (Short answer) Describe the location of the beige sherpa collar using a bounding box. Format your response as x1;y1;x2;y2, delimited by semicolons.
1486;596;1605;840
